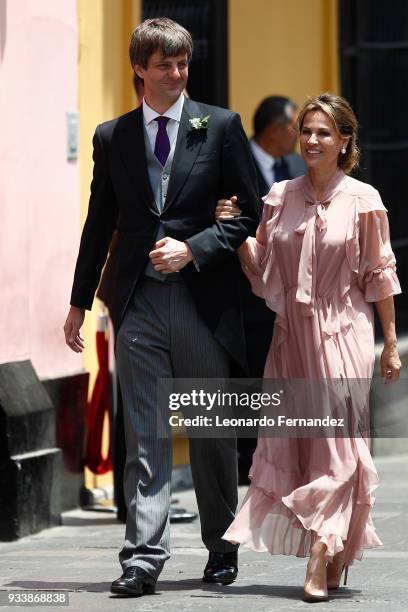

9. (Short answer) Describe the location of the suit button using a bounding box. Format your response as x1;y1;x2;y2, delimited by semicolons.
163;174;168;180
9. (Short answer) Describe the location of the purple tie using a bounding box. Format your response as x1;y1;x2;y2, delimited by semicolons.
154;116;170;166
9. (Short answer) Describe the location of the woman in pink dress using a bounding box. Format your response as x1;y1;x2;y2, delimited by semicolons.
216;93;402;602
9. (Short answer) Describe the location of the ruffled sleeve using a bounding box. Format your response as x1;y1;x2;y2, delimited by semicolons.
356;190;401;302
241;181;286;300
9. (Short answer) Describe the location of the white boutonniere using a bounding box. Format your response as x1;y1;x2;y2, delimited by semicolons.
189;115;210;130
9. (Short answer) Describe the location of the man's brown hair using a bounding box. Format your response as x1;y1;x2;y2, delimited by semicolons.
129;17;193;69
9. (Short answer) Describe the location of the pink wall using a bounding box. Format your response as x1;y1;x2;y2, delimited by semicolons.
0;0;83;378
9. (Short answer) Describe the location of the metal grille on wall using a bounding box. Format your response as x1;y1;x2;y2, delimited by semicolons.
340;0;408;327
142;0;228;107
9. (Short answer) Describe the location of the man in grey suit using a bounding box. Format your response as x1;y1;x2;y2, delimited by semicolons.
64;18;258;597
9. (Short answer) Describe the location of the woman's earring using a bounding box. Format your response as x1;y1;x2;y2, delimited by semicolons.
341;146;347;154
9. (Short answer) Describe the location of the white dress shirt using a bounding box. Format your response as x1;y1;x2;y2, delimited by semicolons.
250;138;277;188
143;94;185;153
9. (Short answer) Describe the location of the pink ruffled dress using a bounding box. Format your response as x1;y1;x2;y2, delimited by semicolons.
223;170;401;564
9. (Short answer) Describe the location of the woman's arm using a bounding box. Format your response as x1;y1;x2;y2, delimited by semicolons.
357;204;402;384
375;296;401;383
215;197;264;275
236;239;261;275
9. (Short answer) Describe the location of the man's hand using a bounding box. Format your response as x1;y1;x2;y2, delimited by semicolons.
215;195;241;220
149;237;193;274
64;306;85;353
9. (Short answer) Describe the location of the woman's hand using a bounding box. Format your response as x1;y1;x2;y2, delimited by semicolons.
375;297;401;385
380;343;401;385
215;196;242;220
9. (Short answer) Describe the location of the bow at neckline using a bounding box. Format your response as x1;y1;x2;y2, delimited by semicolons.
294;200;329;235
294;170;346;316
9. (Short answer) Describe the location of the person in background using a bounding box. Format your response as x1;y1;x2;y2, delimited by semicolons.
250;95;306;196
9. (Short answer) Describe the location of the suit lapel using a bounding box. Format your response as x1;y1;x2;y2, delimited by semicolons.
163;98;206;213
116;107;157;214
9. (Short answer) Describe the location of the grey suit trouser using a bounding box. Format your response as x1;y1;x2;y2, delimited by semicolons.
115;277;238;579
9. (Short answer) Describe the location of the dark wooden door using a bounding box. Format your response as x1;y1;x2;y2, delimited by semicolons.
340;0;408;328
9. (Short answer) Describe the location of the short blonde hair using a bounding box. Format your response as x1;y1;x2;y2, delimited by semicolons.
297;93;360;173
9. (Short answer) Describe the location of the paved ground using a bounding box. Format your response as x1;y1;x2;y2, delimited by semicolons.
0;453;407;611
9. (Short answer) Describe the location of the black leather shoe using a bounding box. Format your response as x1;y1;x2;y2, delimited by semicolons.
202;551;238;585
110;566;156;596
169;506;197;523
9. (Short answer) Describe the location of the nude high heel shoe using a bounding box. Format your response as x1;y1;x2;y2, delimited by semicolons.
303;542;329;603
327;557;349;590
